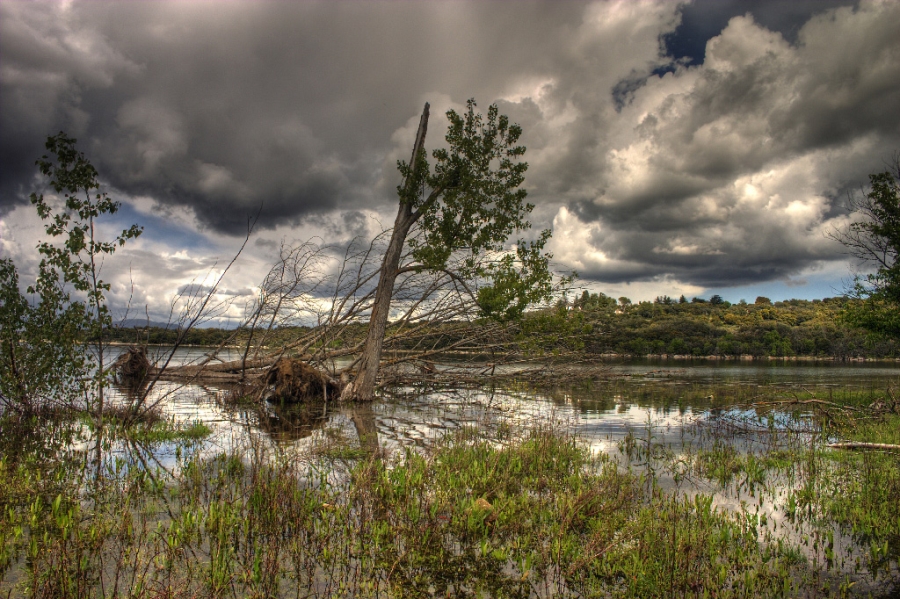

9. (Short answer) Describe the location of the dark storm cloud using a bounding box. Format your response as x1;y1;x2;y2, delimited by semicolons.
0;1;586;232
3;0;899;300
598;222;828;287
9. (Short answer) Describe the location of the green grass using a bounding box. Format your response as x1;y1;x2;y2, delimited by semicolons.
1;382;898;597
90;408;213;443
353;428;807;597
134;418;212;442
0;423;819;598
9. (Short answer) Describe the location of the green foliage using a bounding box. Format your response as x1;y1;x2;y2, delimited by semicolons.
843;297;900;340
0;133;142;415
0;260;88;412
516;300;590;356
400;100;556;321
573;290;617;312
30;132;143;338
405;101;528;266
838;163;900;339
475;230;556;321
576;296;897;358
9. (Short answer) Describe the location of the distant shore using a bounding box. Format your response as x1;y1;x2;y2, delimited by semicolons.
104;342;900;363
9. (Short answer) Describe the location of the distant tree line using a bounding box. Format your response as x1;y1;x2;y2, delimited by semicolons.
100;325;242;347
104;292;899;360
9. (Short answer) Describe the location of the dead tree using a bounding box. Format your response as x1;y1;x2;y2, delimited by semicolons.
127;100;573;402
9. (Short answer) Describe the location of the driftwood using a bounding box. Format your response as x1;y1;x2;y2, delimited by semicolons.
827;442;900;451
147;357;273;380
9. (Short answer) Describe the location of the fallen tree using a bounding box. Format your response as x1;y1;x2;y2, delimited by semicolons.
140;305;589;402
128;100;577;402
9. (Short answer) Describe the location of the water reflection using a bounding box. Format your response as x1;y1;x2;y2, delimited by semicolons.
105;349;898;457
255;399;333;442
90;350;900;595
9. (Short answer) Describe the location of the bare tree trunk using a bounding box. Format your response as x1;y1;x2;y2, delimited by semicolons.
343;103;430;402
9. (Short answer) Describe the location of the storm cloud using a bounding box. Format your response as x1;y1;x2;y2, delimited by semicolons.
2;0;899;318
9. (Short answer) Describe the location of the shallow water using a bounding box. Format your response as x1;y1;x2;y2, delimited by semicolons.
110;349;899;455
94;349;900;594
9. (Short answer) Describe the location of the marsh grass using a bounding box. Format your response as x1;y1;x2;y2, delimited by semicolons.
2;417;822;599
661;382;900;596
1;380;899;597
809;411;900;584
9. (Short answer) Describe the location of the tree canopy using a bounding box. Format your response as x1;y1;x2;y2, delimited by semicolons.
832;156;900;338
345;100;556;401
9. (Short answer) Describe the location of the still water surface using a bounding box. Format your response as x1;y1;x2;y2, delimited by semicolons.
113;347;899;460
103;348;899;594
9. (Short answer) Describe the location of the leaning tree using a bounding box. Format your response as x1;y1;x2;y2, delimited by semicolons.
342;100;554;401
123;100;565;403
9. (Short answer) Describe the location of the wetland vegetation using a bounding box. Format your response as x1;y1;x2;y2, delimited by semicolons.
2;117;899;598
1;360;899;598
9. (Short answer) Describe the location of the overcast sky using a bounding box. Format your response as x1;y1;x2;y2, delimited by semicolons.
2;0;899;325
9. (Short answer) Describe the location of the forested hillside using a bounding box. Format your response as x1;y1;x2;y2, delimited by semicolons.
573;293;899;359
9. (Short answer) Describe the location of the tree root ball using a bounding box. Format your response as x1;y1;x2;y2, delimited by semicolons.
265;358;341;402
113;346;150;383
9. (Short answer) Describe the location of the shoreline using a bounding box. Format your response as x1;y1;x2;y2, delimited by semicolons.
106;342;900;363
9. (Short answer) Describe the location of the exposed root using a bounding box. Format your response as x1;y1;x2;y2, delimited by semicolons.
113;346;150;384
264;358;342;403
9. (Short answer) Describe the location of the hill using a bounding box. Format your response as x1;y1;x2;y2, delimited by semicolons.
571;293;899;359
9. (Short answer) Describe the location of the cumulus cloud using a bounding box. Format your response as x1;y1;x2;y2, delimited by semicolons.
2;0;899;317
551;0;900;288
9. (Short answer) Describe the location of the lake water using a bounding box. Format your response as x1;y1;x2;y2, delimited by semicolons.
116;348;898;455
97;348;900;594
